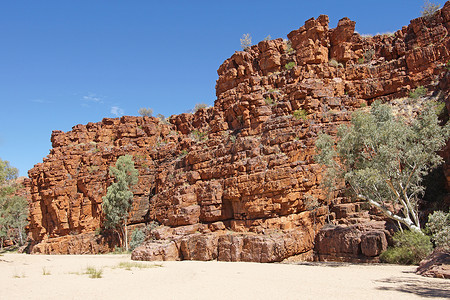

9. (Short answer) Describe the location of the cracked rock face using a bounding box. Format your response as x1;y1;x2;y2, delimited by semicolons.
28;2;450;262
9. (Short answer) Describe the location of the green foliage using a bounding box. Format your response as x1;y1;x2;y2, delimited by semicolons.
130;228;146;251
42;267;51;275
364;49;375;62
315;102;450;231
409;86;428;99
240;33;252;50
284;40;294;54
115;261;162;270
380;230;433;265
179;149;188;158
102;155;138;251
329;59;343;68
193;103;208;112
191;130;208;141
0;159;18;184
0;159;28;247
426;210;450;250
292;109;308;120
421;0;441;18
138;107;153;117
264;97;275;105
285;62;296;70
85;266;103;278
446;60;450;70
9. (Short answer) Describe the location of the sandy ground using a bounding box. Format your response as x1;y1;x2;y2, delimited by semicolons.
0;253;449;300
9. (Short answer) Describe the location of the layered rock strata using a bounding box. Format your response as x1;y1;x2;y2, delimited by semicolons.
28;3;450;262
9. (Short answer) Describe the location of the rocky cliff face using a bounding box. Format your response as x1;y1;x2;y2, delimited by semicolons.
28;3;450;261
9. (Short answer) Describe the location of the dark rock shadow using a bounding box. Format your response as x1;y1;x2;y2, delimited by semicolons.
375;276;450;298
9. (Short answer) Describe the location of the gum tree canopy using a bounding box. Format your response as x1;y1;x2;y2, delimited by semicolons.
0;158;28;247
315;102;449;232
102;155;138;251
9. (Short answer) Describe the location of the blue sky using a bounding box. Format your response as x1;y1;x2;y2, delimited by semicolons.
0;0;442;176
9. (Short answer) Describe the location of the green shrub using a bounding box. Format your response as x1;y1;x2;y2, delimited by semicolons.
446;60;450;70
85;266;103;279
421;0;441;18
138;108;153;117
285;62;296;70
193;103;208;112
409;86;428;99
264;97;274;105
191;130;208;141
240;33;252;50
380;230;433;265
292;109;308;120
130;228;146;251
364;49;375;62
426;210;450;250
329;59;343;68
284;40;294;54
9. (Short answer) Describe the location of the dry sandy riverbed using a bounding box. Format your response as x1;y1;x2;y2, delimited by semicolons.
1;253;449;300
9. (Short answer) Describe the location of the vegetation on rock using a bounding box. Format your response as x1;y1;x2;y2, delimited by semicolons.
138;107;153;117
315;102;450;232
240;33;252;50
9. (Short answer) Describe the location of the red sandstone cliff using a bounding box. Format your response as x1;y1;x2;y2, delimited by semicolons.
27;3;450;261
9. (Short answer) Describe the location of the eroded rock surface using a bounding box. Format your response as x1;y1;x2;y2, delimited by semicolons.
27;3;450;261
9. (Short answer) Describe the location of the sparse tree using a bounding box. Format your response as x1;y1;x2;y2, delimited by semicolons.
315;102;449;233
240;33;252;50
102;155;138;251
193;103;208;112
138;107;153;117
421;0;441;18
0;158;28;248
426;210;450;250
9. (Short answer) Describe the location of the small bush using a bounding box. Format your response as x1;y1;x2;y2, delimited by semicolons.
284;39;294;54
138;107;153;117
42;267;51;275
285;62;296;70
193;103;208;112
130;228;146;251
426;210;450;250
329;59;343;68
293;109;308;120
191;130;208;141
421;0;441;18
446;60;450;70
263;35;271;41
357;57;365;64
364;49;375;62
264;97;274;105
85;266;103;279
379;230;433;265
409;86;428;99
240;33;252;50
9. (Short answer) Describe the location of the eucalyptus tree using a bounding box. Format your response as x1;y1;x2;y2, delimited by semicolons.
315;102;449;232
102;155;138;251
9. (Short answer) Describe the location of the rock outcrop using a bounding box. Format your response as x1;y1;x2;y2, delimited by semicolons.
27;2;450;262
416;249;450;279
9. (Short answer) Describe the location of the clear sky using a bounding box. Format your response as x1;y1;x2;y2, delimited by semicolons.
0;0;443;176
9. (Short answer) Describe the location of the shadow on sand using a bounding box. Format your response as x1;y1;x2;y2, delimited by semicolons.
375;276;450;298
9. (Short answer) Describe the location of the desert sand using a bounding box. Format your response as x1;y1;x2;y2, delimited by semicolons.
0;253;449;300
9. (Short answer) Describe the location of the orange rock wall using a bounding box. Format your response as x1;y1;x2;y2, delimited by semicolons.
28;2;450;255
